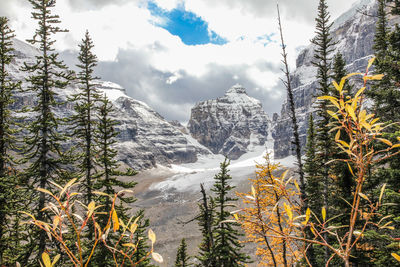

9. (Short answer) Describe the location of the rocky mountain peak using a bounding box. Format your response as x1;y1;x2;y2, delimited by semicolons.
188;85;271;160
225;84;247;95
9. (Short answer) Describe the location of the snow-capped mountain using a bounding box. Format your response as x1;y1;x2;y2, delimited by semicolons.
273;0;399;159
188;84;271;160
9;38;210;170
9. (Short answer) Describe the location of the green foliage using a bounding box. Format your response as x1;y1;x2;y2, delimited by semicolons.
69;30;102;208
196;184;216;267
0;17;24;265
175;238;191;267
211;158;250;266
91;95;138;266
309;0;337;263
20;0;73;263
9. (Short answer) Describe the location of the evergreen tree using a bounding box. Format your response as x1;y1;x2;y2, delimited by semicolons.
0;16;23;265
196;184;216;267
310;0;336;263
69;30;102;208
91;95;137;266
21;0;72;262
211;158;249;266
362;1;400;264
175;238;191;267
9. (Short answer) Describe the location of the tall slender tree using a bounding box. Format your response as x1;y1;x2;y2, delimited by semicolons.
310;0;336;263
175;238;191;267
196;183;216;267
69;30;102;208
0;16;22;265
211;158;249;266
21;0;72;262
91;95;137;266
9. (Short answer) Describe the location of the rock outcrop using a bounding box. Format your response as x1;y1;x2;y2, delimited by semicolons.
188;84;271;160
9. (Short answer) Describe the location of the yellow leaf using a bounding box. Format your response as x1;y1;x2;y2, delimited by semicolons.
152;252;164;263
327;110;339;120
346;104;357;122
148;229;156;244
338;140;350;148
392;144;400;149
358;192;370;202
305;208;310;225
355;87;366;99
391;253;400;262
364;74;385;81
332;80;341;92
52;254;60;266
37;188;55;198
233;213;239;221
379;183;387;204
318;96;340;109
60;178;77;197
378;138;393;147
343;72;363;80
294;180;300;192
335;130;341;142
112;209;119;232
130;223;138;234
42;252;52;267
322;207;326;222
347;163;355;177
367;57;375;70
87;201;96;218
284;202;293;221
251;185;256;198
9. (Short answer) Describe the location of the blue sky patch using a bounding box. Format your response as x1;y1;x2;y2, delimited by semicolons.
147;1;227;46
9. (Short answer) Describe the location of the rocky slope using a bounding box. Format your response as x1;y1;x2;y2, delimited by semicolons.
9;38;210;170
188;84;271;160
273;0;394;158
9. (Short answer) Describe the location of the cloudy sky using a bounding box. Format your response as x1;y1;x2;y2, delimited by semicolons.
1;0;360;122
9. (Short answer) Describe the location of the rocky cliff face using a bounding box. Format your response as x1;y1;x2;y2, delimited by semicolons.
9;38;210;170
188;84;271;160
273;0;388;158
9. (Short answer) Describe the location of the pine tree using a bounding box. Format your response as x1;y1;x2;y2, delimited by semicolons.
211;158;249;266
310;0;336;263
91;95;137;266
20;0;72;262
69;30;102;208
175;238;191;267
0;16;23;265
196;183;216;267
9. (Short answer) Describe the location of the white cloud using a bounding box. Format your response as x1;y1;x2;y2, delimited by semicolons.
5;0;360;120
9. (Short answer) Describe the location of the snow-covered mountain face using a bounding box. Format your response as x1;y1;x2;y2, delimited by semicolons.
188;84;271;160
273;0;399;159
9;38;210;170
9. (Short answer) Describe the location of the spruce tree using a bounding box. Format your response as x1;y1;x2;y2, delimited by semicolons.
175;238;191;267
211;158;249;266
0;16;23;265
91;95;137;266
196;183;216;267
310;0;336;263
69;30;102;208
21;0;72;262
